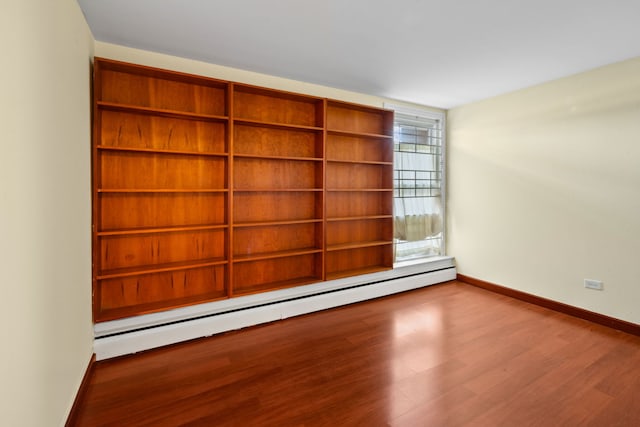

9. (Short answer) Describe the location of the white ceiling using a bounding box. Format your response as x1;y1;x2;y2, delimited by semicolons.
77;0;640;109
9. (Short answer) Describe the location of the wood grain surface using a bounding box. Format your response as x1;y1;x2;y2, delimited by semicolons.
74;280;640;426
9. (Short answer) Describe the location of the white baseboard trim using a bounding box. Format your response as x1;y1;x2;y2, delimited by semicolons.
94;257;456;360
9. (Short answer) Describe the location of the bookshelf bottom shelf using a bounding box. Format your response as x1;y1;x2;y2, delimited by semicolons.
233;276;323;296
326;266;392;281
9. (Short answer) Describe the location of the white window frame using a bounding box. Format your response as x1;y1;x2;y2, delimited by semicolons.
384;103;446;266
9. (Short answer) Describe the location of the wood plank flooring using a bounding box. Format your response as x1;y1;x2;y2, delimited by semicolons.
73;281;640;426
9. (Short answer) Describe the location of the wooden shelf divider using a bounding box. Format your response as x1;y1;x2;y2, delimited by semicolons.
97;101;229;122
326;129;394;139
234;153;323;162
97;258;229;280
97;224;228;237
234;117;323;132
326;241;392;252
233;248;323;263
97;146;229;158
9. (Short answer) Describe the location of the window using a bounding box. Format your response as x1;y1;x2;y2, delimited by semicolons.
386;104;445;263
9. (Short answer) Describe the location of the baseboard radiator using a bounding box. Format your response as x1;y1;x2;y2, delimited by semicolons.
94;257;456;360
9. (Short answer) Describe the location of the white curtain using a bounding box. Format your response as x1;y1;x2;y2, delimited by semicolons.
394;197;442;241
393;150;442;242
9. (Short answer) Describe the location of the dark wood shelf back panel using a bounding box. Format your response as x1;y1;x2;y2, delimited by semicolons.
93;58;394;321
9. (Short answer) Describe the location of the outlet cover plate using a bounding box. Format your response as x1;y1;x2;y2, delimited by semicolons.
584;279;604;291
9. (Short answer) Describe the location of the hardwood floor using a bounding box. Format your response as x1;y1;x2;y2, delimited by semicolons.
74;281;640;426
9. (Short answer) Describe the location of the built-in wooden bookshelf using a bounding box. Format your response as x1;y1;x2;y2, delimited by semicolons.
325;101;395;279
92;59;230;322
92;58;394;321
231;85;325;295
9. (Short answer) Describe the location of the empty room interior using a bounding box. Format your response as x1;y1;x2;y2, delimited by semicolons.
2;1;640;425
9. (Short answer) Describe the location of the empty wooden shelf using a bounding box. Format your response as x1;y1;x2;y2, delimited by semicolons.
92;58;394;321
325;100;394;279
93;58;230;321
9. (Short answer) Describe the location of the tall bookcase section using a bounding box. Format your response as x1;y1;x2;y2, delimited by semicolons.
231;85;325;295
92;58;231;322
325;101;394;279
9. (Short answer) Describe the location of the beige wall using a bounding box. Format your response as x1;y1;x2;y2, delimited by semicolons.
0;0;94;425
5;8;635;421
95;42;444;114
448;57;640;324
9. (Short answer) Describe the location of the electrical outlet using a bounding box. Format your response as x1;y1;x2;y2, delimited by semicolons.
584;279;604;291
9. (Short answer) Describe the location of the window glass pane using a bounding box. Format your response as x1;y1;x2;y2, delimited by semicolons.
392;112;444;262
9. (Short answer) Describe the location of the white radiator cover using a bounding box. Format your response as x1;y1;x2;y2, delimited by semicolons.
94;257;456;360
